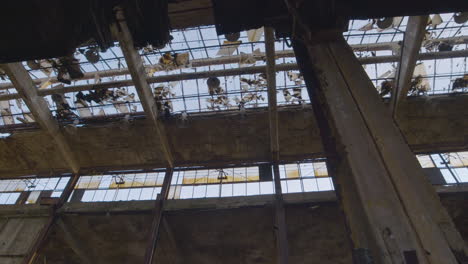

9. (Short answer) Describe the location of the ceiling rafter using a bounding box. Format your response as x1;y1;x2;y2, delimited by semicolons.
1;63;80;173
391;15;429;117
112;8;174;168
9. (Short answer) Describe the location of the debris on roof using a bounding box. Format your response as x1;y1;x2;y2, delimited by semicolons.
452;74;468;90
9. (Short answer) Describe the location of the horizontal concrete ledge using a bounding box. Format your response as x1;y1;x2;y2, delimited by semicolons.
1;184;466;217
0;192;336;217
0;94;467;179
58;191;337;215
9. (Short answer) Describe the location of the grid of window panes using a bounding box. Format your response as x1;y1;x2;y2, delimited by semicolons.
278;161;334;194
71;161;333;202
0;13;466;127
417;151;468;184
1;151;467;204
168;161;334;199
350;13;468;97
74;172;166;202
0;176;70;204
168;166;264;199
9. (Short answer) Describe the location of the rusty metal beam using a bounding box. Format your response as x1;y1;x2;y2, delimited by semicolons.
391;16;429;117
265;27;289;264
1;63;80;173
144;168;174;264
113;8;174;168
272;164;289;264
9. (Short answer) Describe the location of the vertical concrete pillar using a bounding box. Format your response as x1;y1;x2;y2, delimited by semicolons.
292;35;466;263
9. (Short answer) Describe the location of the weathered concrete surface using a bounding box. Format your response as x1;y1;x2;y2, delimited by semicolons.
0;216;49;264
397;94;468;153
0;95;466;179
0;189;466;264
0;106;323;178
37;203;352;264
439;192;468;242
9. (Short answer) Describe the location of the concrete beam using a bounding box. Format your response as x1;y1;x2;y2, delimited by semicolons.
54;192;337;214
391;16;429;117
327;36;468;262
359;49;468;64
113;9;174;168
294;26;467;261
1;63;80;174
294;38;431;263
0;185;464;216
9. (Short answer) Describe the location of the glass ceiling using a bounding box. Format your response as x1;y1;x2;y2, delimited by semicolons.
0;13;466;127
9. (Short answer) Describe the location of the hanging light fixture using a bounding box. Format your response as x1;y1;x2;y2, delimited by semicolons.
376;17;393;29
207;77;221;95
454;12;468;24
84;47;100;64
225;32;240;42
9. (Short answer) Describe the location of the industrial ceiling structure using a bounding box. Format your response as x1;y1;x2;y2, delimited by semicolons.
0;0;467;263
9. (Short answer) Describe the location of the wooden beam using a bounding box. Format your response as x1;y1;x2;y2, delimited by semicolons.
292;41;375;263
113;8;174;168
391;16;428;117
144;168;174;264
1;63;80;173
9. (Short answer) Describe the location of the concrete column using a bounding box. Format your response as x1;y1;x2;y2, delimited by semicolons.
292;35;467;263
